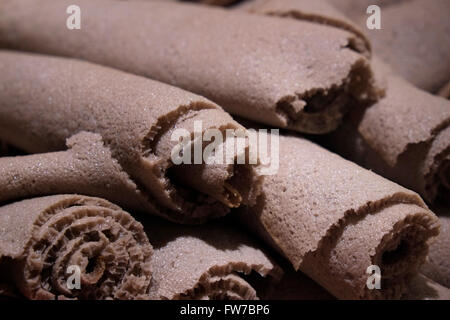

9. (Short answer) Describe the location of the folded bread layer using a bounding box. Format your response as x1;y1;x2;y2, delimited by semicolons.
329;59;450;203
0;195;153;300
144;218;281;300
238;134;439;299
352;0;450;92
0;50;262;223
235;0;371;56
0;0;378;134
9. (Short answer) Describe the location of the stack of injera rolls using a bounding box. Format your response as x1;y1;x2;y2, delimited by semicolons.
143;217;281;299
0;0;380;134
329;60;450;203
0;0;447;301
0;50;263;223
0;195;153;300
235;0;371;55
349;0;450;92
233;0;450;203
237;133;439;299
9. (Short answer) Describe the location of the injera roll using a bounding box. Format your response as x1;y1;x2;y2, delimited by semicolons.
0;50;263;223
237;133;439;299
236;0;450;203
0;195;153;300
0;0;379;134
0;132;175;216
235;0;371;55
328;59;450;203
421;211;450;288
142;217;281;299
350;0;450;92
404;274;450;300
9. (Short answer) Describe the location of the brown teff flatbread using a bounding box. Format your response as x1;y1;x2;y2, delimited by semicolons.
330;59;450;203
235;0;371;56
0;195;153;300
0;51;263;223
351;0;450;92
0;132;171;216
142;217;281;299
238;133;439;299
0;0;379;134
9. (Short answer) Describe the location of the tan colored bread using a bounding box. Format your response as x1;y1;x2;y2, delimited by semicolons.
0;195;153;300
0;50;262;223
329;59;450;203
235;0;371;56
0;0;378;134
142;217;281;299
352;0;450;92
246;0;449;203
238;133;439;299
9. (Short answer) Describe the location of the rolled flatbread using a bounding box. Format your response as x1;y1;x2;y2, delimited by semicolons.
329;60;450;203
351;0;450;92
235;0;371;56
0;50;262;223
237;133;439;299
142;217;281;299
235;0;450;202
0;132;172;216
0;195;153;300
0;0;379;134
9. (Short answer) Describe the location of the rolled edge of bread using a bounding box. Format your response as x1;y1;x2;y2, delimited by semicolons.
235;0;371;56
0;0;380;134
143;217;282;299
238;133;439;299
0;50;263;223
330;59;450;203
0;195;153;300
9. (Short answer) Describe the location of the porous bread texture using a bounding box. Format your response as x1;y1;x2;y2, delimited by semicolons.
0;50;262;223
0;0;378;134
238;134;439;299
144;218;281;300
330;59;450;203
352;0;450;92
235;0;371;57
0;195;153;300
